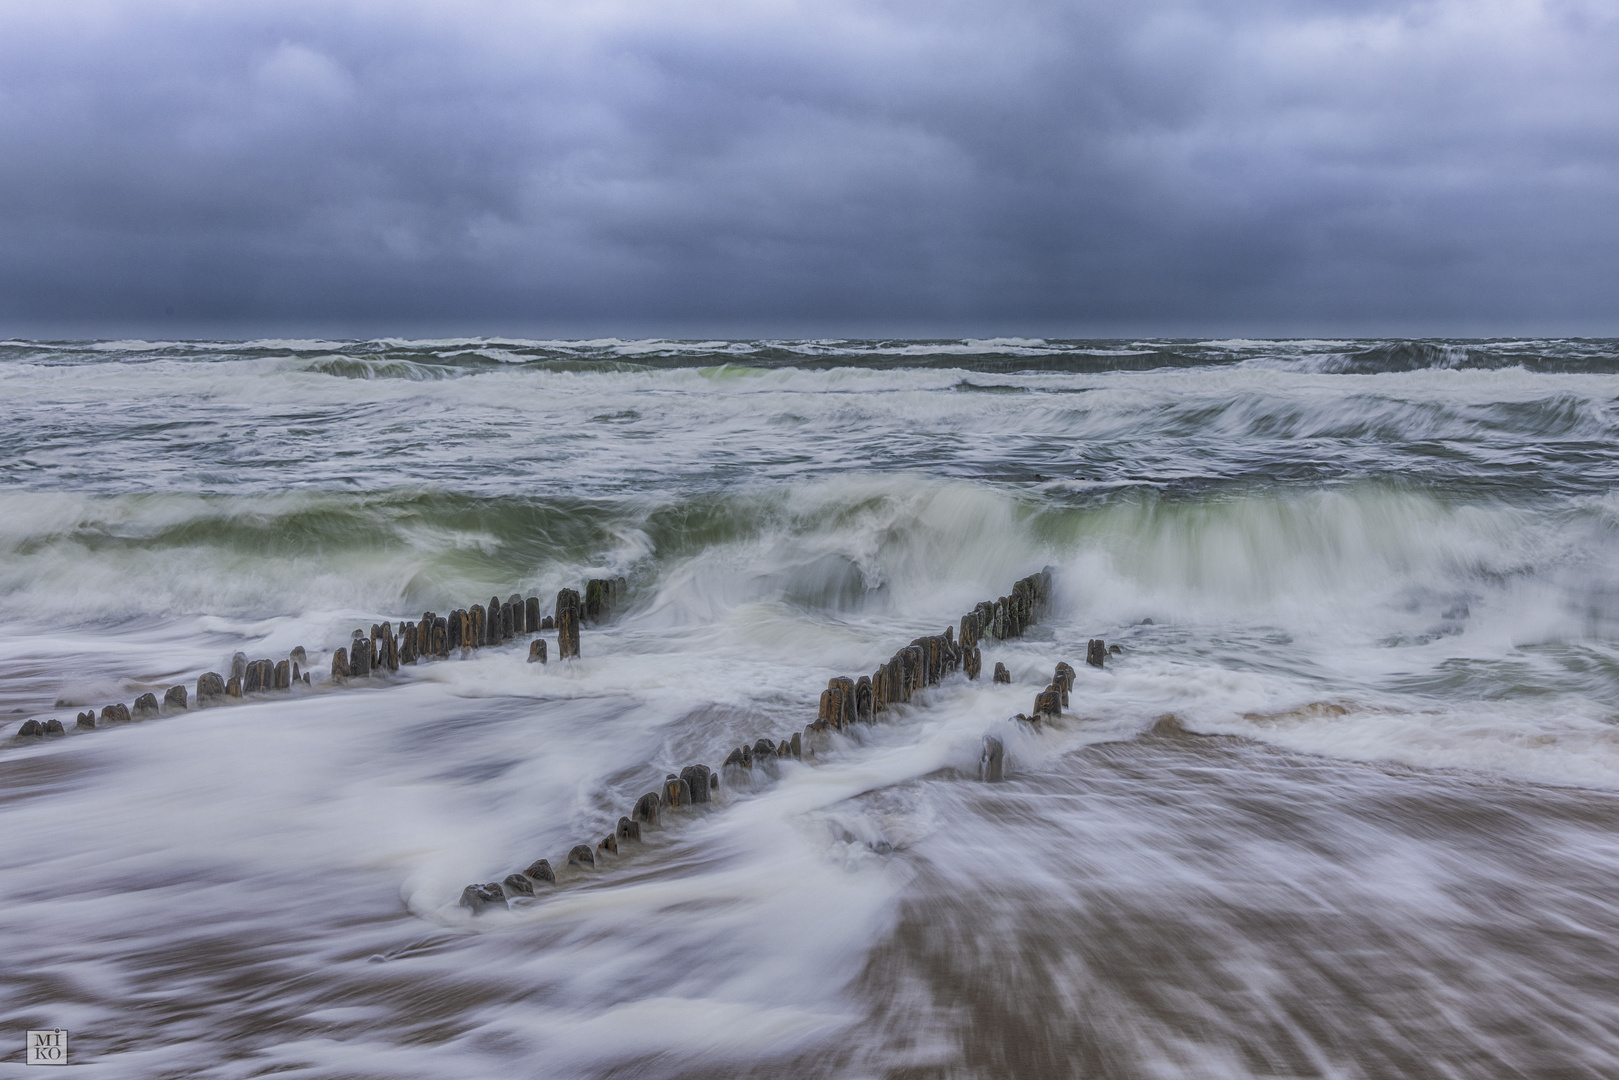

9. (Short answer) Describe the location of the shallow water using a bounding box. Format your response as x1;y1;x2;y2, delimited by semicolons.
2;337;1618;1077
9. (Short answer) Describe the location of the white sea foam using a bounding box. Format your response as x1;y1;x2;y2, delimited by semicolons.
4;340;1619;1076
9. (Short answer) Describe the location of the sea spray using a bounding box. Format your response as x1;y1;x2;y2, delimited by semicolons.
4;338;1619;1077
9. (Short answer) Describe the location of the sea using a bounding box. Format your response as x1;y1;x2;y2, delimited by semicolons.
2;337;1618;1079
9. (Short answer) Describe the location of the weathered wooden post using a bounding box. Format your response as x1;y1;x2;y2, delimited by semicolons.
632;791;660;826
902;646;924;698
584;577;626;623
910;638;932;685
524;596;540;632
680;764;712;803
975;601;995;642
993;662;1010;684
1054;662;1076;706
242;659;270;692
197;672;226;702
1086;639;1106;668
980;735;1005;782
350;639;372;678
803;720;831;756
555;588;581;659
855;675;873;722
459;882;505;913
662;774;692;808
528;639;547;663
831;676;855;727
164;685;188;711
818;685;840;730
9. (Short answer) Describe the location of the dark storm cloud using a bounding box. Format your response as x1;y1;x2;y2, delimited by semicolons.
0;0;1614;335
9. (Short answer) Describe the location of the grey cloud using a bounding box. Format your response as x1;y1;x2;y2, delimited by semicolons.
0;0;1614;336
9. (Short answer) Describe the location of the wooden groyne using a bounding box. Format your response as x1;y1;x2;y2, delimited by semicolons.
454;566;1119;915
6;566;1127;917
11;577;630;741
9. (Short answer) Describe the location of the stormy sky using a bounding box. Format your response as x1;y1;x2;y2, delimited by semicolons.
0;0;1614;337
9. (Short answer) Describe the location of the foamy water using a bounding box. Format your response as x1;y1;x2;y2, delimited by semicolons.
3;338;1618;1078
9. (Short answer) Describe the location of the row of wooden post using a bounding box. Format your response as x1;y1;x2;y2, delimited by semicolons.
981;638;1115;779
14;578;628;741
460;567;1065;913
327;581;624;678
